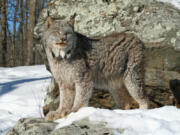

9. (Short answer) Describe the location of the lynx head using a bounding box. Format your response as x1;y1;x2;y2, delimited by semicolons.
43;16;77;59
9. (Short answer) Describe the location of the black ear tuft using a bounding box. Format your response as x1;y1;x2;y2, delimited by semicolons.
47;11;50;17
67;13;77;29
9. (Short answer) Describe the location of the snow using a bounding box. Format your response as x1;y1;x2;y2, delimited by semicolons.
55;107;180;135
0;65;180;135
157;0;180;9
0;65;51;134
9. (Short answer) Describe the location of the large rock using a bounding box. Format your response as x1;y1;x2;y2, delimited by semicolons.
51;118;114;135
34;0;180;113
6;118;115;135
6;118;57;135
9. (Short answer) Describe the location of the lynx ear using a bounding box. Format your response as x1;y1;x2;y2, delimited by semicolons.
67;13;77;29
45;16;55;30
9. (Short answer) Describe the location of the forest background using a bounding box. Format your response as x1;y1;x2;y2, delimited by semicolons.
0;0;49;67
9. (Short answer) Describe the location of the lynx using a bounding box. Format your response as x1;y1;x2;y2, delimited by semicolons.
42;17;149;121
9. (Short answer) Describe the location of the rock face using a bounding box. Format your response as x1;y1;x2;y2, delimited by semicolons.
51;118;114;135
6;118;57;135
34;0;180;114
6;118;114;135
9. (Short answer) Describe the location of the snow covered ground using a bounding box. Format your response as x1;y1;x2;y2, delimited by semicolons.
0;66;180;135
0;65;51;134
56;107;180;135
157;0;180;9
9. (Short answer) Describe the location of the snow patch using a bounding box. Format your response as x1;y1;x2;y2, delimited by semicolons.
55;107;180;135
157;0;180;9
0;65;51;135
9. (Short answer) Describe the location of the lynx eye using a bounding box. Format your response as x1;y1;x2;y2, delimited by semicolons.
66;50;71;55
51;52;55;58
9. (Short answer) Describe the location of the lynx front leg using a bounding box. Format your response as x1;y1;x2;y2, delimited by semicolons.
45;84;74;121
71;81;93;112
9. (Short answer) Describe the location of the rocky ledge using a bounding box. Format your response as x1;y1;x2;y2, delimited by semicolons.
6;118;114;135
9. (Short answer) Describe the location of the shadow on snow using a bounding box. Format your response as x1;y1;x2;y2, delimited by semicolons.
0;77;51;96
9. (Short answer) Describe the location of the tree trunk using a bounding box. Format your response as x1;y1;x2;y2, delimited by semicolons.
0;0;7;67
19;0;24;65
11;0;19;66
23;0;29;64
26;0;36;65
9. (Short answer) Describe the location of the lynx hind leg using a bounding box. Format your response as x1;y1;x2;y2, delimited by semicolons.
110;88;132;110
124;45;149;109
109;78;133;109
45;85;75;121
124;71;149;109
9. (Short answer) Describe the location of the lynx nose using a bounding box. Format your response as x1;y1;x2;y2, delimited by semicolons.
60;37;66;42
55;36;67;47
56;38;67;47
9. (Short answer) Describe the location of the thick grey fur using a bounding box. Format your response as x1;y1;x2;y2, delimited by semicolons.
42;17;149;121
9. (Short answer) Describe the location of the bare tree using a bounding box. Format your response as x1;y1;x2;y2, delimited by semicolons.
23;0;29;63
0;0;47;67
0;0;7;66
26;0;36;65
10;0;20;66
19;0;25;65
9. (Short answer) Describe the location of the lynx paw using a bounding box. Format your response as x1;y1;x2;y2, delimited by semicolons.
45;110;68;121
71;104;88;113
71;107;79;113
139;101;150;109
